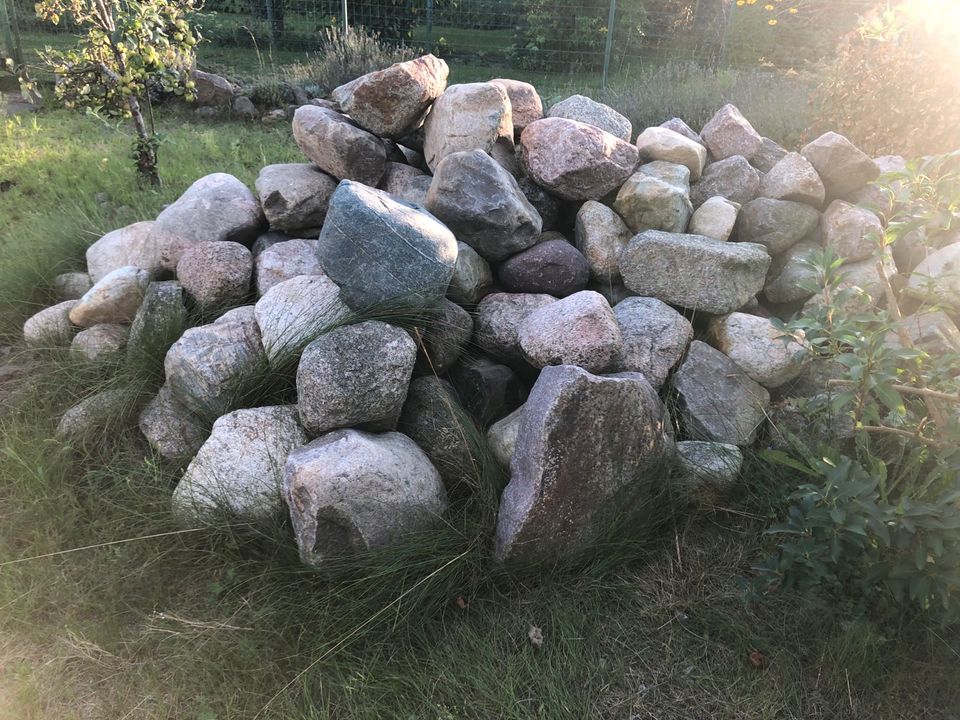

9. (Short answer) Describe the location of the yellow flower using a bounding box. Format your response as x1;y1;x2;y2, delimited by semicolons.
789;6;798;12
736;0;745;5
764;3;774;9
768;18;778;25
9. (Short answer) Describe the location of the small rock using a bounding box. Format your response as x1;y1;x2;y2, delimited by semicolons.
689;196;739;241
574;200;633;283
423;82;513;171
614;161;692;234
177;241;252;312
700;104;763;161
86;221;167;283
674;441;743;497
735;198;820;254
254;239;324;296
635;126;707;180
517;290;622;373
546;94;632;141
23;300;79;347
284;429;448;567
498;239;590;297
292;105;387;186
139;382;208;463
233;95;257;118
297;321;417;435
672;341;770;445
487;405;523;468
447;241;493;305
613;296;693;389
379;162;432;206
763;238;820;304
517;175;560;230
708;312;809;388
173;405;307;523
70;323;128;362
490;78;543;136
905;242;960;308
690;155;760;208
255;163;338;233
659;117;703;145
56;387;131;444
126;280;187;362
750;137;788;173
191;69;237;106
53;272;93;301
449;358;528;426
250;231;289;257
801;131;880;199
417;299;473;373
821;200;883;263
69;266;150;327
804;252;896;314
475;292;557;363
760;152;825;207
262;108;287;125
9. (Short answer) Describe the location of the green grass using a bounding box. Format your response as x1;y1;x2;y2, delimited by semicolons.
1;108;958;720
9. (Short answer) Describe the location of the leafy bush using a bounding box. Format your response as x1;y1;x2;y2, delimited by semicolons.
284;25;415;93
812;0;960;156
758;153;960;622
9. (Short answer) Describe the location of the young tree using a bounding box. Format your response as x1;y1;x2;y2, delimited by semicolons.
35;0;201;184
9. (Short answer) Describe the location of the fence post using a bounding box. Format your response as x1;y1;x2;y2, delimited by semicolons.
1;0;24;68
341;0;348;33
601;0;617;100
425;0;434;52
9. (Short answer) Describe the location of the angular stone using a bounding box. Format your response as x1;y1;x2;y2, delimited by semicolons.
177;241;252;312
850;154;907;211
126;280;187;362
56;387;130;444
284;429;448;567
886;310;960;354
251;231;289;257
139;382;207;463
69;266;150;328
905;242;960;308
518;290;622;373
86;221;167;283
763;239;820;304
546;94;632;141
331;54;448;138
255;163;337;232
397;376;475;487
805;252;896;314
613;296;693;389
172;405;307;523
690;155;760;208
447;241;493;305
801;132;880;199
735;198;820;254
317;181;457;311
423;83;513;171
254;274;349;367
54;272;93;301
613;162;692;234
379;162;432;206
660;117;703;145
708;312;808;388
425;149;542;262
297;321;416;435
450;358;528;426
23;300;78;347
490;78;543;135
474;292;557;363
821;200;883;263
760;152;825;207
635;126;707;180
497;239;590;297
519;118;639;201
517;175;559;230
700;104;763;161
417;299;473;374
673;341;770;445
674;441;743;497
689;196;739;241
233;95;257;118
254;239;324;296
750;137;788;174
574;200;633;283
164;306;266;419
620;231;770;314
487;404;523;468
191;69;237;106
292;105;387;186
71;323;128;362
152;173;264;249
494;365;672;564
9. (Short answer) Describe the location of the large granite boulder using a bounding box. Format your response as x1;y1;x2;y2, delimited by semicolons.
139;382;207;463
699;104;763;161
613;296;693;389
447;241;493;305
689;196;739;242
690;155;760;208
634;126;707;180
763;238;820;304
292;105;387;186
422;82;513;171
71;323;128;363
487;405;523;468
613;162;693;234
69;266;150;327
546;94;632;141
126;280;187;362
905;242;960;308
497;239;590;297
821;200;883;262
735;198;820;255
176;241;252;312
494;365;673;565
708;312;809;388
54;272;92;301
449;357;528;426
23;300;79;347
760;152;825;207
86;221;167;283
574;200;633;283
474;292;557;363
254;239;325;296
255;163;338;232
801;132;879;199
490;78;543;135
416;298;473;373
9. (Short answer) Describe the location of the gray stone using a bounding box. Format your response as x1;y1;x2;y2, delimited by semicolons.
700;104;763;161
425;149;542;262
760;152;825;206
254;239;324;296
517;175;560;230
423;82;513;171
672;340;770;445
821;200;883;262
767;395;856;452
613;162;692;234
750;137;788;173
498;239;590;297
475;292;557;363
316;181;457;311
191;69;237;106
490;78;543;135
379;162;432;206
86;221;168;283
255;163;337;233
23;300;79;347
69;266;150;327
905;242;960;308
804;252;896;315
297;321;416;435
487;405;523;468
801;132;879;199
126;281;187;361
763;239;820;304
254;274;349;367
674;441;743;497
70;323;128;362
517;290;622;373
251;231;289;257
635;126;707;180
619;230;770;314
659;117;703;145
574;200;632;283
331;54;448;138
885;310;960;355
613;296;693;389
417;299;473;373
494;365;672;564
284;429;448;566
519;118;639;201
690;155;760;209
546;94;632;141
53;272;93;301
56;387;131;444
292;105;387;186
177;241;252;312
708;312;809;388
450;358;528;426
172;405;307;523
689;196;739;241
151;173;264;249
139;382;208;463
164;306;266;419
735;198;820;254
447;241;493;305
233;95;257;118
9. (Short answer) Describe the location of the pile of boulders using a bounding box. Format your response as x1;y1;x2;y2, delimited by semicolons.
23;54;953;568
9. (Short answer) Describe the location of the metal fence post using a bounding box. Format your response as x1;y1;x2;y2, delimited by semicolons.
1;0;24;68
341;0;348;33
601;0;617;100
426;0;434;52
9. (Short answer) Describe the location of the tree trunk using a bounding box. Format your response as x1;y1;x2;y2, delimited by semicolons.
128;94;159;186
